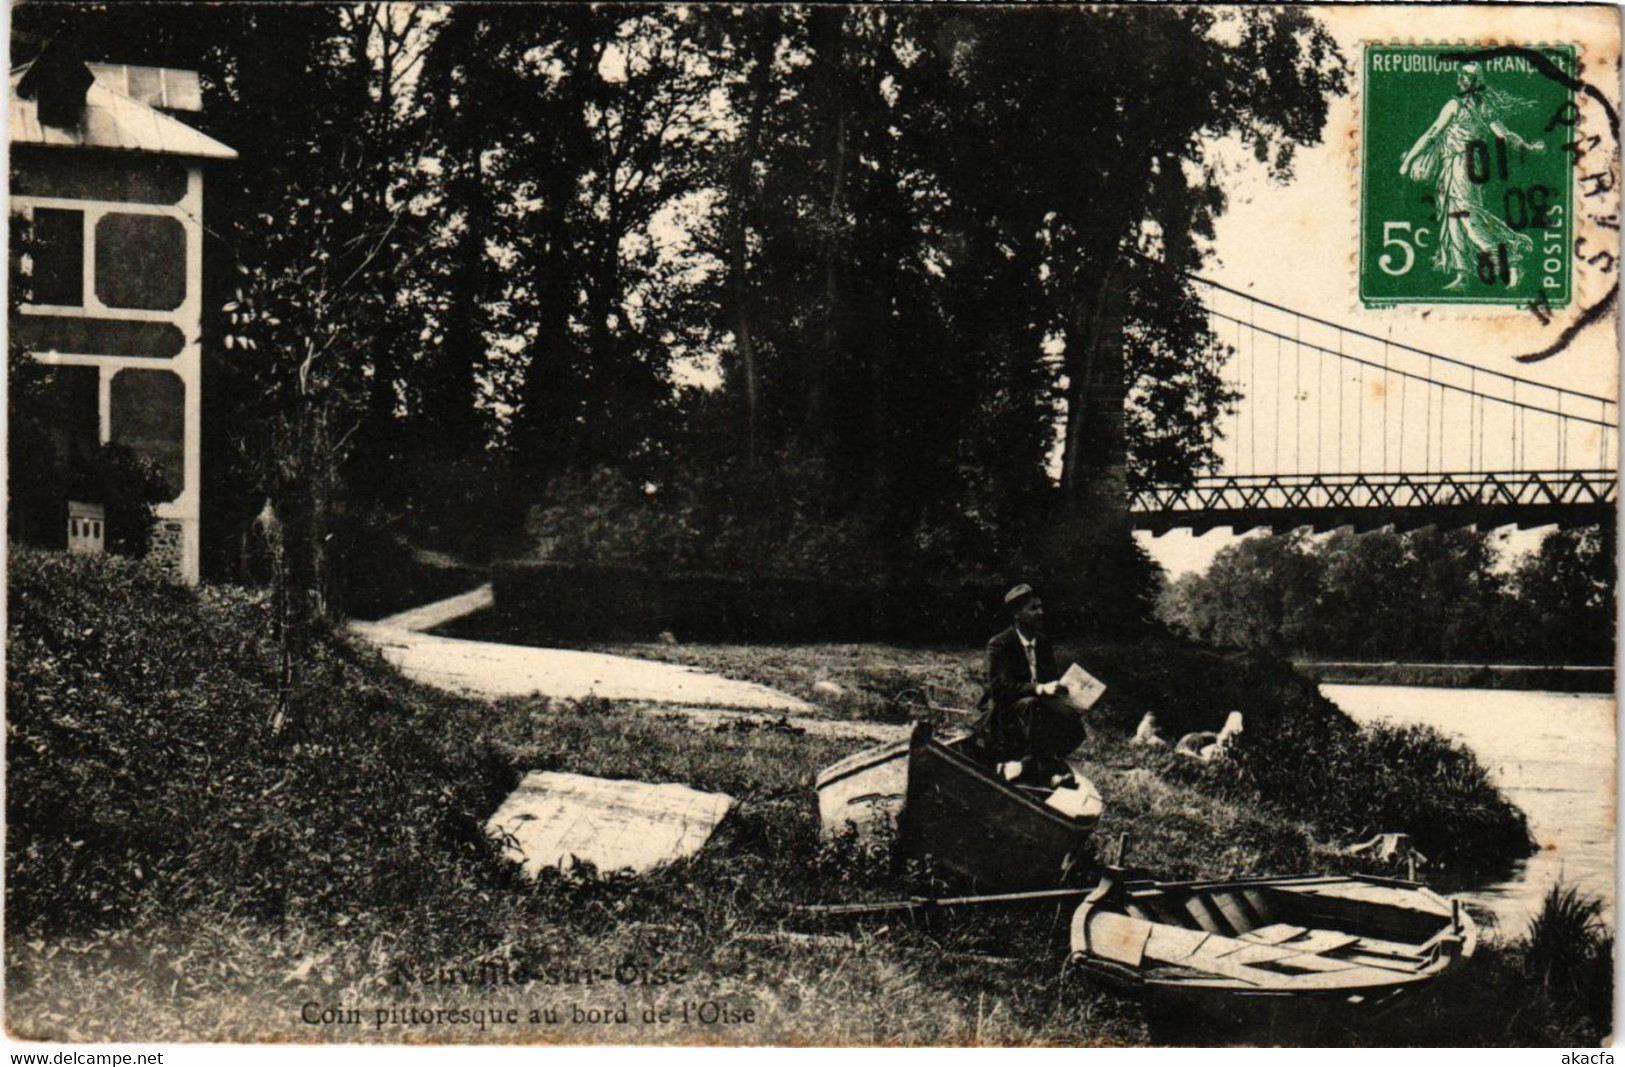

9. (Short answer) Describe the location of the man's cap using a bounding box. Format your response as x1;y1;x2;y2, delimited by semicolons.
1004;583;1036;609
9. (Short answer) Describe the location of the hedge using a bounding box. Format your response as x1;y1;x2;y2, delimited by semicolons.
489;560;1033;644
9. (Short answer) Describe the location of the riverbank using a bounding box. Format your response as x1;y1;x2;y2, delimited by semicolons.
1293;660;1614;692
5;551;1607;1045
1326;684;1617;931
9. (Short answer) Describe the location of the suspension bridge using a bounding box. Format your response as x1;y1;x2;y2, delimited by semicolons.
1129;274;1618;535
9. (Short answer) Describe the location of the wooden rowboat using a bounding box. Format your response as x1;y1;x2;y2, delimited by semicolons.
816;723;1102;890
896;722;1101;890
1069;871;1477;1015
815;737;912;846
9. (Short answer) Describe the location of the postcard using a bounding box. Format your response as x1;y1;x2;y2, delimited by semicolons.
6;2;1617;1052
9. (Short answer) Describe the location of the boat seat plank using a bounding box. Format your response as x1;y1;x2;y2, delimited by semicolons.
1085;912;1154;968
1211;893;1257;933
1176;933;1360;986
1212;941;1301;965
1239;889;1277;924
1347;934;1430;959
1339;951;1433;973
1247;947;1360;974
1134;938;1446;990
1283;881;1452;917
1184;895;1234;935
1180;931;1362;978
1240;923;1308;945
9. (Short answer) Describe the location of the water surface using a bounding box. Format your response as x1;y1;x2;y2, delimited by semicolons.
1322;684;1615;935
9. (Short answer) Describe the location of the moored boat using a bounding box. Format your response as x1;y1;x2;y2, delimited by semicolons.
1069;871;1478;1015
815;722;1103;889
897;722;1102;890
814;737;912;845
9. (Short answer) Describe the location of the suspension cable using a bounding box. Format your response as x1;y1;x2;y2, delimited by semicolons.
1382;340;1389;474
1176;260;1616;407
1294;317;1302;474
1337;328;1345;472
1275;334;1282;475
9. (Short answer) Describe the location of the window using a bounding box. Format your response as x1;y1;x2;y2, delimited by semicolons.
96;213;186;310
28;207;84;306
110;368;184;499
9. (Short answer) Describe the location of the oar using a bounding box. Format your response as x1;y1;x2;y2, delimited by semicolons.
790;885;1098;919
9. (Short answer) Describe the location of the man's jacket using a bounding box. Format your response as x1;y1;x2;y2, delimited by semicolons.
981;625;1059;711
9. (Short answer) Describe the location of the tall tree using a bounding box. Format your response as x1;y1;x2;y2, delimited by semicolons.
491;7;724;490
921;7;1346;503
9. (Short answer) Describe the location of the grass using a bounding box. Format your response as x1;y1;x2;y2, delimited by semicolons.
4;551;1605;1045
1523;883;1615;1030
519;628;1533;875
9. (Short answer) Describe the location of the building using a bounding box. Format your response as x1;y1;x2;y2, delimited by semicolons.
9;44;236;582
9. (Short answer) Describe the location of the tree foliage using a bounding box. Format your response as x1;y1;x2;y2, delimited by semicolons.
1506;524;1617;663
12;6;1350;619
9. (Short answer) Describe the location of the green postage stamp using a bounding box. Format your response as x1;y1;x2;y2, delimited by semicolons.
1360;44;1576;308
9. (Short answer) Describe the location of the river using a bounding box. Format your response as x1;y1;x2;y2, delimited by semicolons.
1323;684;1616;936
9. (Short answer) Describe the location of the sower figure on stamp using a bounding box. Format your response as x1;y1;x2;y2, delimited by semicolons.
975;584;1087;784
1399;61;1545;291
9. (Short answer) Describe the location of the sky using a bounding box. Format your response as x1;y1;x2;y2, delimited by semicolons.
1138;3;1620;578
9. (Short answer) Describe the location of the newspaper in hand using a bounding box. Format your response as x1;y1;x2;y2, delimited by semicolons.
1059;663;1107;713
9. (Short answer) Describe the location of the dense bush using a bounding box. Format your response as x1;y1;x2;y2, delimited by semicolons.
1222;718;1531;872
1523;883;1614;1032
6;549;510;936
526;460;883;581
1051;633;1532;874
1059;635;1345;739
488;560;1000;643
520;462;1165;643
334;520;485;621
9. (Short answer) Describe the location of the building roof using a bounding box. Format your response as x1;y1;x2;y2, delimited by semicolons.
10;62;237;160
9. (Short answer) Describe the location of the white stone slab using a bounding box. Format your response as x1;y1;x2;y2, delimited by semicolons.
487;771;734;877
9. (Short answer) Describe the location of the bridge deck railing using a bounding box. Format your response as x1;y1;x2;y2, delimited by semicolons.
1131;470;1618;514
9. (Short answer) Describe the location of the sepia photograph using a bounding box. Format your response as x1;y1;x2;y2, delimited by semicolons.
4;0;1618;1051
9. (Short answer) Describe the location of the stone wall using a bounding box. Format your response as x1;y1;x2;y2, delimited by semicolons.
149;519;185;575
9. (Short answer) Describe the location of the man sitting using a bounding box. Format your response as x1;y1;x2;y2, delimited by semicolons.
976;584;1087;782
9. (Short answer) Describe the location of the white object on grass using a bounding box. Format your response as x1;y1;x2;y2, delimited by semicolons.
486;771;734;877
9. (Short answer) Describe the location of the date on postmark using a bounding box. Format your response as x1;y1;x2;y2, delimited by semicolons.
1360;44;1577;308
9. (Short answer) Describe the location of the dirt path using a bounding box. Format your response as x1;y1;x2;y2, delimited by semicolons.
352;585;822;716
371;582;494;632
